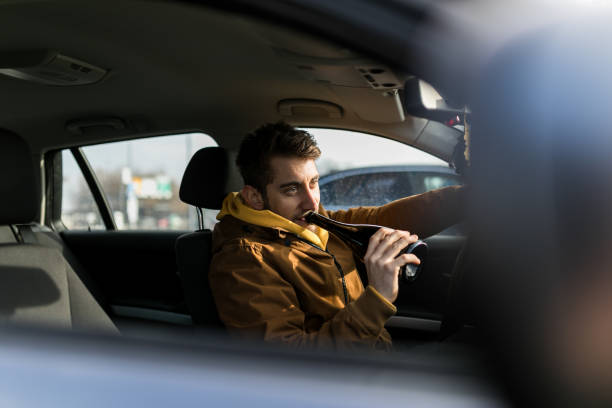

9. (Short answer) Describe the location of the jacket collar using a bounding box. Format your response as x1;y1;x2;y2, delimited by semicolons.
217;192;329;249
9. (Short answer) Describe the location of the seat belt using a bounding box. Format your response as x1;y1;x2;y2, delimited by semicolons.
12;224;39;244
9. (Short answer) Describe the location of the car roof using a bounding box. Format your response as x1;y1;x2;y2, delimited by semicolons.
0;0;466;161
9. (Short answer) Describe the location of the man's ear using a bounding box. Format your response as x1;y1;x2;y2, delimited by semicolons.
240;185;265;210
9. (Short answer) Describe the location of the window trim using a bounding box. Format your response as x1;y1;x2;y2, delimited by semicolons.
56;132;218;232
69;147;117;230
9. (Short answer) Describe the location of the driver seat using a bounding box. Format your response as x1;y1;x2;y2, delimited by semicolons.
176;146;242;328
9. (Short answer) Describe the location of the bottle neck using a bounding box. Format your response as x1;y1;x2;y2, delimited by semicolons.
304;211;377;259
304;211;359;232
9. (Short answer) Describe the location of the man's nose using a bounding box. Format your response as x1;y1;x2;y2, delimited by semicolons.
302;186;318;210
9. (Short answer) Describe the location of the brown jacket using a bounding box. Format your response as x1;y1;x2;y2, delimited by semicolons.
209;185;466;351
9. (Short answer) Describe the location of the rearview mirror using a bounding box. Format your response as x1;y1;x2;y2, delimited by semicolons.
402;77;467;123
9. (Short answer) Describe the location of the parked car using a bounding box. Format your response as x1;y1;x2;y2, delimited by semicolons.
1;0;611;406
319;165;464;236
319;164;461;208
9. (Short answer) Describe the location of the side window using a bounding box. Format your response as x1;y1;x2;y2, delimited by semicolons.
320;172;414;210
61;133;218;231
307;128;464;235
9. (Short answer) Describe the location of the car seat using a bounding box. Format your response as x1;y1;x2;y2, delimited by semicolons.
0;130;117;333
176;146;242;328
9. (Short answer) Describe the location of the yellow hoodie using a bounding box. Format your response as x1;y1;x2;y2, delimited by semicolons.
210;185;467;351
217;192;329;249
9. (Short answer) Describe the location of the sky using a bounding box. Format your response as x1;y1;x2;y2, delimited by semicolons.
307;128;445;174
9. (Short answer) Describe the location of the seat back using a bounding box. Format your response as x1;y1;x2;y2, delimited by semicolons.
0;130;117;333
177;146;242;327
0;243;117;332
16;223;111;314
175;231;220;326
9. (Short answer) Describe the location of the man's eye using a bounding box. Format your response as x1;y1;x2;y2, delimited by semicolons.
284;186;298;195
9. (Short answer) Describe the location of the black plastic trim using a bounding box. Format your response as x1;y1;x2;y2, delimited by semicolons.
70;147;117;230
43;150;65;230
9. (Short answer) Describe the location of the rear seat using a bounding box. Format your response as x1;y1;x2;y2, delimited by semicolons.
0;226;15;244
13;223;110;314
0;130;117;333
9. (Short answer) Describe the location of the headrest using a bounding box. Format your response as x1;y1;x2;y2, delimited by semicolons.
0;131;39;224
179;146;242;209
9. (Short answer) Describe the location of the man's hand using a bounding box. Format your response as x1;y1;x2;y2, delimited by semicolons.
363;227;421;303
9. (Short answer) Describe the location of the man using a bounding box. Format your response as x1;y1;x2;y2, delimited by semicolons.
209;122;466;351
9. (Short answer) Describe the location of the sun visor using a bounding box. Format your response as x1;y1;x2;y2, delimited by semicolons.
331;86;405;123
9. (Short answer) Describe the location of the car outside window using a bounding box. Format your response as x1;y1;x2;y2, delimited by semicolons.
319;167;461;210
61;133;218;231
306;128;464;235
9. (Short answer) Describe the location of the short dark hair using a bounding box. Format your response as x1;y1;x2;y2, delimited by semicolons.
236;122;321;194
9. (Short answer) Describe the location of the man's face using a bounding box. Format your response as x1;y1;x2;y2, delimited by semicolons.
264;156;320;231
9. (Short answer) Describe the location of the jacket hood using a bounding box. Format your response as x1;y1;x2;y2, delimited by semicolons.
217;192;329;249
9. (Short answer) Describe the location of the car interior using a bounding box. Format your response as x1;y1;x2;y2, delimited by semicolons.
5;1;612;406
0;0;472;350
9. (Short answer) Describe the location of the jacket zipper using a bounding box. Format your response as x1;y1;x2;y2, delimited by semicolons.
294;237;349;305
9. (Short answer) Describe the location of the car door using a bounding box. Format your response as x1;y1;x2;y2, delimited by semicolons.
47;133;218;331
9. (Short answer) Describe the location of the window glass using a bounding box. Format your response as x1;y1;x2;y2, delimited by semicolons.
306;128;464;235
320;172;414;210
61;150;105;230
309;128;448;177
62;133;218;231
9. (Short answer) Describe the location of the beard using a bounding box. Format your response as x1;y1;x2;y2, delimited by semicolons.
262;195;318;231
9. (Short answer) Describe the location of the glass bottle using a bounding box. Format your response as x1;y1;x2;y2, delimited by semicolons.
304;211;426;282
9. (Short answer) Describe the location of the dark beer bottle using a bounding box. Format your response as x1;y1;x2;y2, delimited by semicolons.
304;211;426;282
